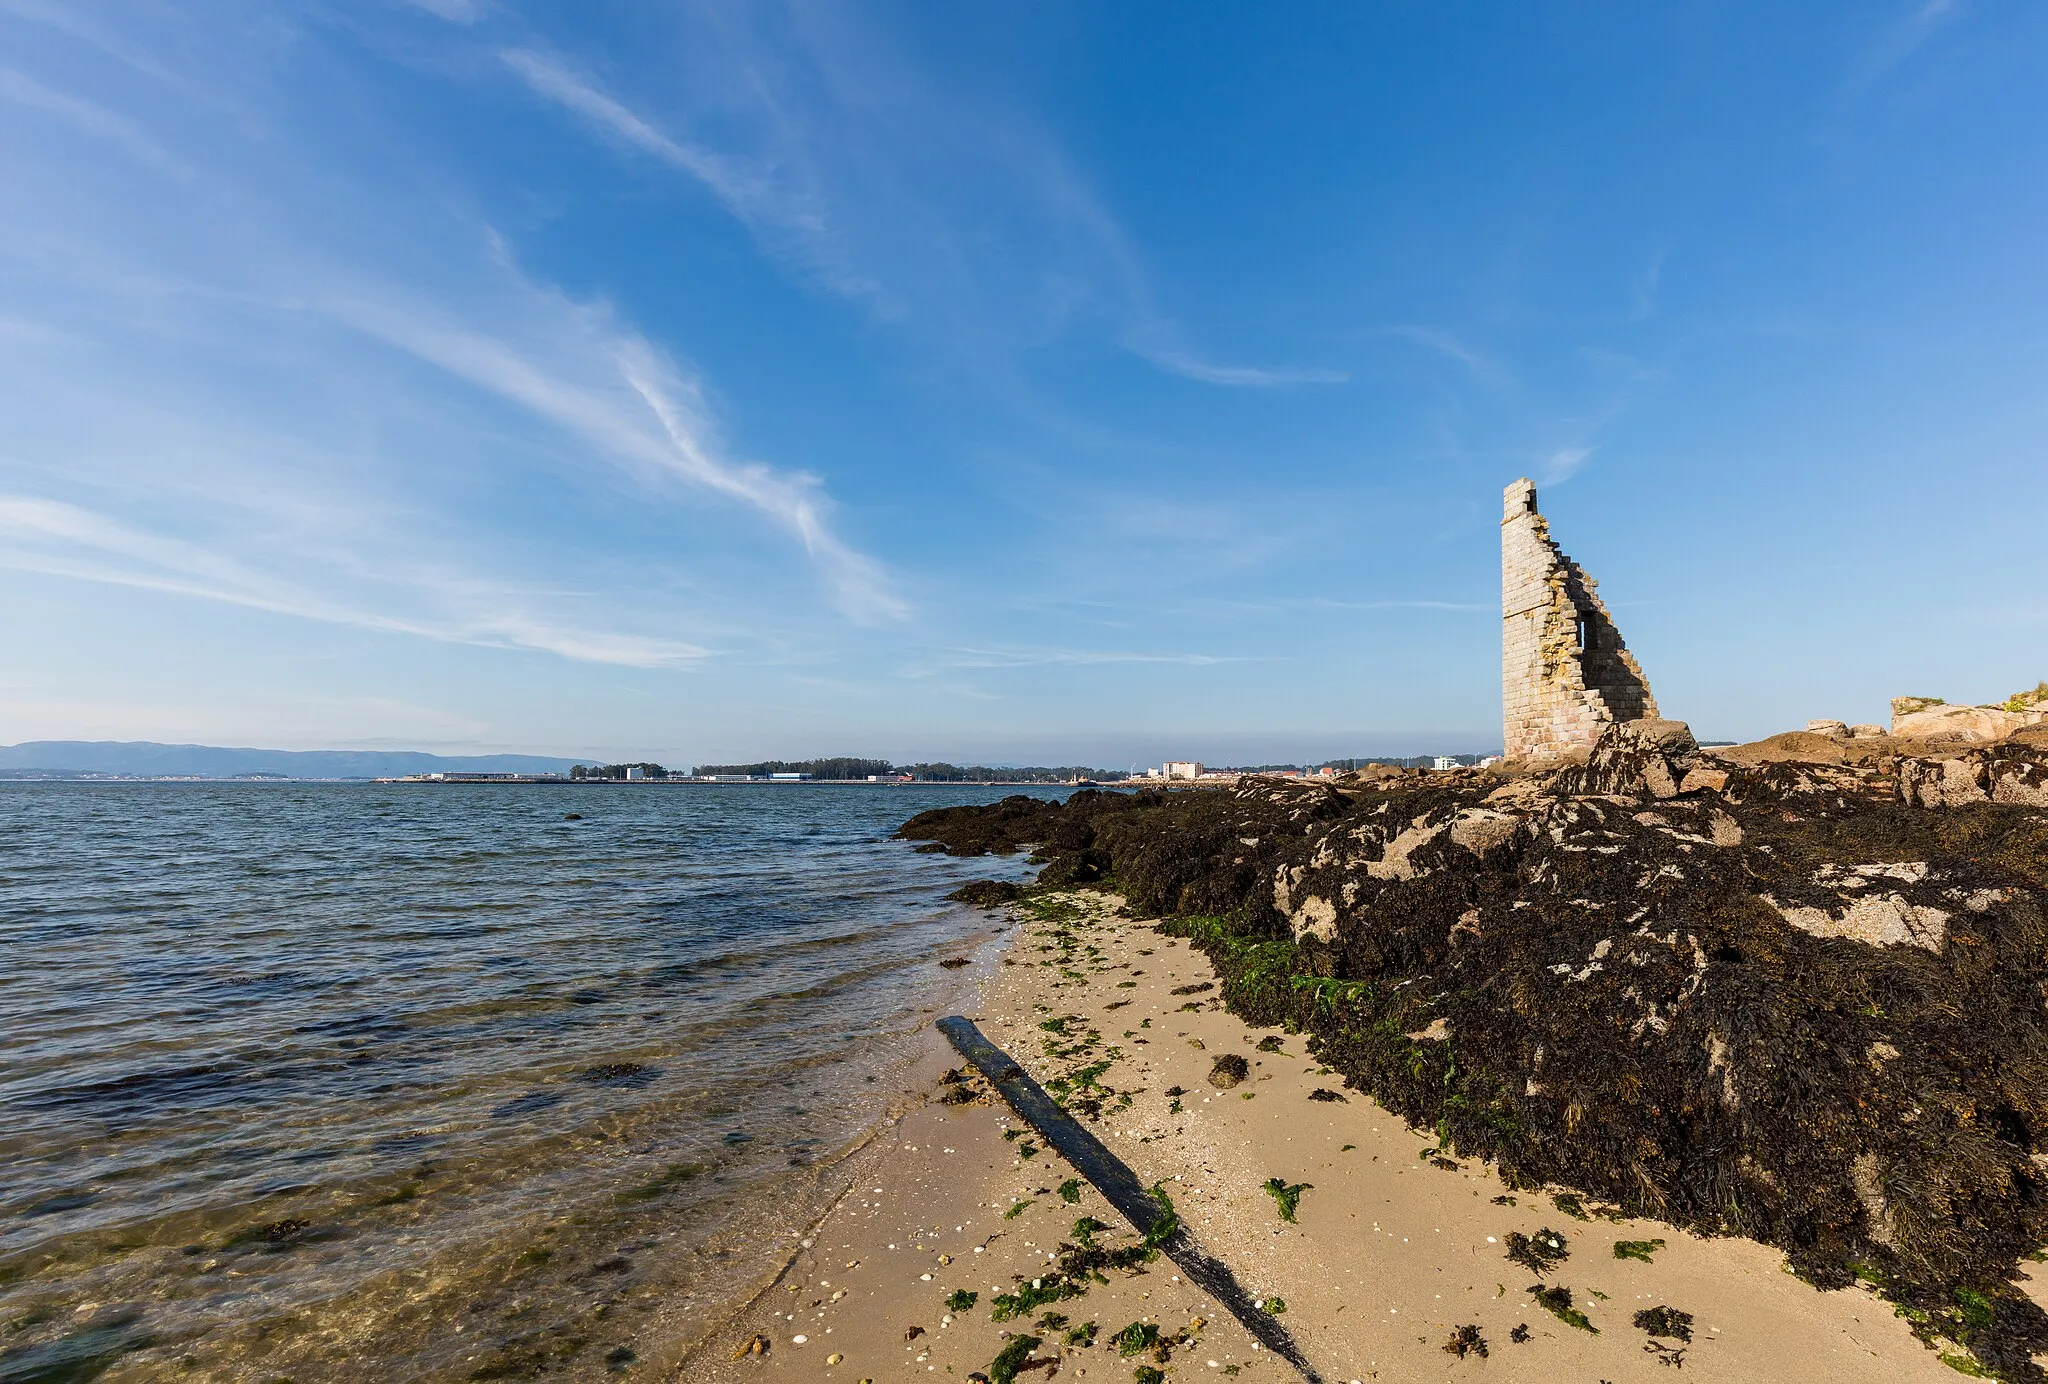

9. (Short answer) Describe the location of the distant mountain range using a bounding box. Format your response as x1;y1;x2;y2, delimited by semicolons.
0;741;588;780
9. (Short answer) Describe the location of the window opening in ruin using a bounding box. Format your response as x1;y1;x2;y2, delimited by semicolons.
1575;615;1589;653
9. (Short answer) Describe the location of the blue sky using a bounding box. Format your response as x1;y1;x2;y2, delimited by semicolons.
0;1;2042;766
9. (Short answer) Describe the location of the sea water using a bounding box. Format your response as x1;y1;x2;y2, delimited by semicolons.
0;781;1058;1382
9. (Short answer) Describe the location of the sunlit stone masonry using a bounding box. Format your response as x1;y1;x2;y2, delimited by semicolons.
1501;478;1659;758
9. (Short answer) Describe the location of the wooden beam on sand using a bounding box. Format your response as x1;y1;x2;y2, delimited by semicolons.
936;1015;1326;1384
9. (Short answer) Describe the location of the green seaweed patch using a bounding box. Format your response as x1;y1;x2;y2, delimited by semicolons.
1143;1185;1180;1247
1110;1321;1161;1357
1065;1321;1098;1348
1058;1179;1083;1204
1134;1369;1165;1384
1613;1238;1665;1263
988;1334;1043;1384
1530;1285;1596;1333
1262;1177;1312;1223
947;1289;979;1313
1004;1200;1034;1220
1954;1287;1998;1331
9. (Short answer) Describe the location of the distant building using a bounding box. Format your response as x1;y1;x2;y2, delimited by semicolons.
769;771;812;781
1433;756;1460;771
867;773;914;783
1313;766;1338;778
624;766;646;780
1163;761;1202;781
1479;755;1503;768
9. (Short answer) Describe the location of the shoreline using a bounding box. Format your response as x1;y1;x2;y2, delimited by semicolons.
675;890;1960;1383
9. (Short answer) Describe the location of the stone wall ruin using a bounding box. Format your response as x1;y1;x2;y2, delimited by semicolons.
1501;478;1658;759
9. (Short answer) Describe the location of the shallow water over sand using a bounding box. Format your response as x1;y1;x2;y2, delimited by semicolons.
0;781;1053;1382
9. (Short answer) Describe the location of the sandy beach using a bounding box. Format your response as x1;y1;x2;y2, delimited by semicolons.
677;890;1962;1384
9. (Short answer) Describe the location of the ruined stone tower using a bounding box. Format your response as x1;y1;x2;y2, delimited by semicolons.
1501;478;1658;758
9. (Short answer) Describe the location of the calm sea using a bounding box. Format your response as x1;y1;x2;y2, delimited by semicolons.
0;781;1057;1383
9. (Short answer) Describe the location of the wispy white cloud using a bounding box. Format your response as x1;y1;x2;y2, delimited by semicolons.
1628;251;1667;321
1544;446;1593;484
0;495;709;666
501;50;804;234
1132;348;1347;388
0;65;183;174
1845;0;1963;93
496;30;1332;390
406;0;484;22
938;646;1244;671
1369;325;1510;385
1175;595;1491;618
323;268;905;624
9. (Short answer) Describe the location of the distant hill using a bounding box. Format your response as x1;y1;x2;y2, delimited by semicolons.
0;741;587;779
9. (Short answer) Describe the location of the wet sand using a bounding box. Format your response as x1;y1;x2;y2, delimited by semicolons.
679;892;1958;1384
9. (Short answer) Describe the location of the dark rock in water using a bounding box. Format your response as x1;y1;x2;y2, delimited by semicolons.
489;1090;562;1119
564;812;583;820
950;879;1022;907
897;794;1090;857
897;725;2048;1378
579;1063;656;1086
1206;1054;1250;1088
23;1191;97;1216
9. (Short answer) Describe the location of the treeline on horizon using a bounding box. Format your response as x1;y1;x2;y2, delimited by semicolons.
566;752;1491;782
688;758;1129;782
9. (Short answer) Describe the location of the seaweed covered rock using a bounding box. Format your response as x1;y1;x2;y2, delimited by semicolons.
949;879;1023;908
898;728;2048;1379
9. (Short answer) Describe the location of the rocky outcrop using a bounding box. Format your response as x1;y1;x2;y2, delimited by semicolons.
1899;743;2048;808
1891;687;2048;744
901;728;2048;1379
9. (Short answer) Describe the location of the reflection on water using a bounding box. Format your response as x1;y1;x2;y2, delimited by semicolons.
0;781;1055;1382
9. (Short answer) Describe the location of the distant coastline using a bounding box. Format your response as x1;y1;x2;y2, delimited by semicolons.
0;740;1502;785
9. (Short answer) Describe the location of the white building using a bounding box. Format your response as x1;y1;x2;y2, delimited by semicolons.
1433;756;1460;771
1163;760;1203;781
